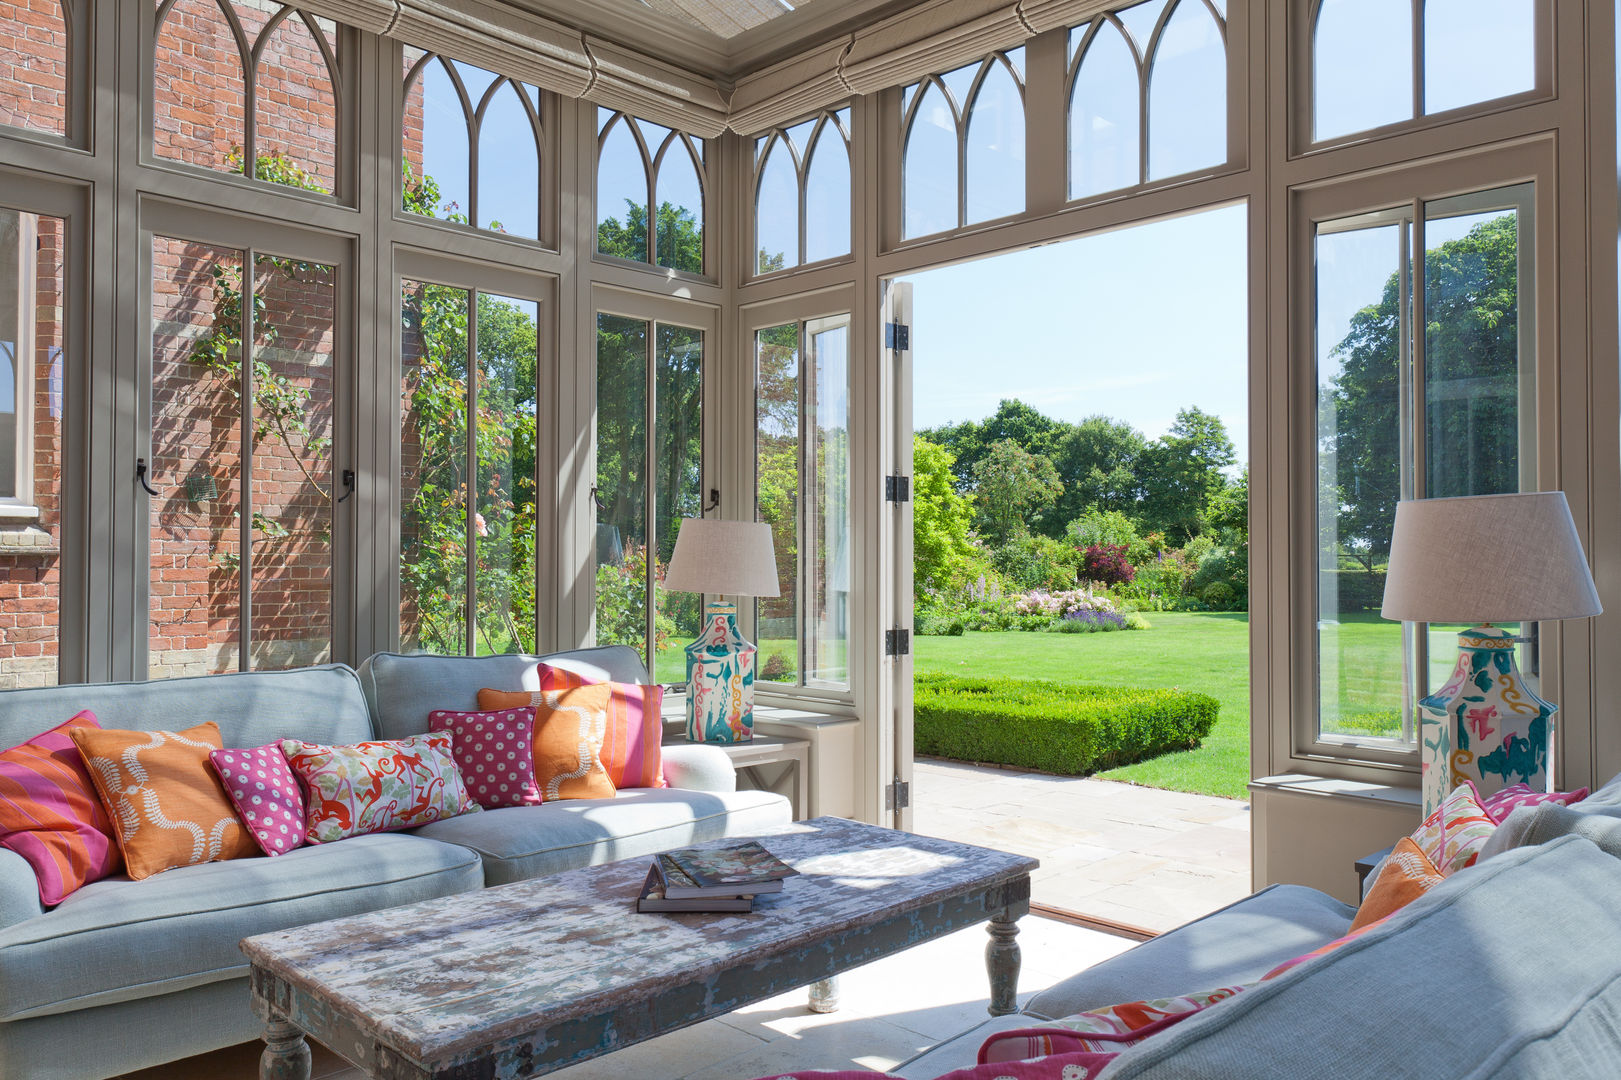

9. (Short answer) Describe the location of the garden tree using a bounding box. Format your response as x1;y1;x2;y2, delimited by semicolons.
1048;416;1147;534
754;323;799;640
1205;468;1248;543
921;399;1063;490
912;435;979;597
1066;507;1139;550
1326;214;1520;571
971;438;1064;544
1136;407;1236;542
597;200;703;274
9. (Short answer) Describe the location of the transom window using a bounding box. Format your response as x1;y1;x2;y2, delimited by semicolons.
596;109;707;275
152;0;342;194
900;50;1026;239
753;110;853;275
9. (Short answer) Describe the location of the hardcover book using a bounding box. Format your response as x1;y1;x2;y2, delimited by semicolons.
636;865;753;913
664;840;800;890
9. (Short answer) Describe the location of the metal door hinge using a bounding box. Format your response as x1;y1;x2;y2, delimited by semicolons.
885;474;911;503
885;779;911;811
885;322;910;351
884;628;910;657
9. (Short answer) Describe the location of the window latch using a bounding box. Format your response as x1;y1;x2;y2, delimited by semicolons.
336;469;356;504
135;458;161;497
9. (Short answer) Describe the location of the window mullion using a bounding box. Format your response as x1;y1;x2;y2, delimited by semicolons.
465;292;479;655
240;248;256;672
645;324;658;672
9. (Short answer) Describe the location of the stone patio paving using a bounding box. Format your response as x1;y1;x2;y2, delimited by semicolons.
911;759;1252;933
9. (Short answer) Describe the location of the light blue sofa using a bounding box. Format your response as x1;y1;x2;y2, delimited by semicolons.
0;646;791;1080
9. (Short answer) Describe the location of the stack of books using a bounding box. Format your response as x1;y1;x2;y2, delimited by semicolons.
637;840;800;913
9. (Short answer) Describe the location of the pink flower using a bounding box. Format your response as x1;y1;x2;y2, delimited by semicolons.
473;513;487;537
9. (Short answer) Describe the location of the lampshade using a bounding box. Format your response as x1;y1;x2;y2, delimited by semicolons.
662;519;781;598
1381;491;1602;625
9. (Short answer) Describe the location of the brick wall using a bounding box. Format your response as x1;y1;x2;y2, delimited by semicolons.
0;0;67;136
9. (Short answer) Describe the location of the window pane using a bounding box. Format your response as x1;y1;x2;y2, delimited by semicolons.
249;253;334;670
755;136;799;274
596;314;649;666
653;325;703;683
1424;0;1534;115
965;59;1025;225
803;122;851;264
597;114;649;261
807;317;850;688
153;0;246;176
400;280;470;654
476;84;540;239
1314;0;1412;140
0;209;65;689
756;323;799;684
1070;20;1142;200
1147;0;1226;181
252;13;338;195
474;293;538;655
406;59;471;222
0;0;67;135
655;139;705;274
150;237;245;676
903;82;959;239
1116;0;1167;52
1315;219;1407;742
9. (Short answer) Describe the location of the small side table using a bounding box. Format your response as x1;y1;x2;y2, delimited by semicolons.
1354;844;1395;900
667;733;810;820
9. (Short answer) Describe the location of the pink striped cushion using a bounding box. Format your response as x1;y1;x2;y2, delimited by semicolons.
0;712;122;905
488;664;666;790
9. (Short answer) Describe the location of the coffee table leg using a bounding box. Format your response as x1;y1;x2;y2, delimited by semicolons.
808;976;840;1013
985;910;1021;1016
261;1014;312;1080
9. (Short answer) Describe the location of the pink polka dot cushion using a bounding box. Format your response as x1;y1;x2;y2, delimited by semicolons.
427;707;541;809
207;744;307;857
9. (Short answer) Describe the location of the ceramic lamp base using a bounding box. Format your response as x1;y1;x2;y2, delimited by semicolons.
684;601;757;743
1419;625;1556;818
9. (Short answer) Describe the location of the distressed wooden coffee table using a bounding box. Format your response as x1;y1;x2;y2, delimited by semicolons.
241;816;1036;1080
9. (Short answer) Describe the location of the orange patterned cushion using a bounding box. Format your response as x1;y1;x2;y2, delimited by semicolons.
479;685;617;801
481;664;665;789
69;721;258;880
1349;837;1444;931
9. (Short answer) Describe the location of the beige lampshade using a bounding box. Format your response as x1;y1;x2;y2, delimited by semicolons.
662;519;781;598
1381;491;1602;625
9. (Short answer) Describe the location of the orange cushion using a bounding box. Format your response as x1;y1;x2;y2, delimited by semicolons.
69;721;258;880
530;663;666;789
1349;837;1444;931
479;686;617;801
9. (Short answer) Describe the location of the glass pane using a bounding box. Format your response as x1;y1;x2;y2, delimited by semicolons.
153;0;246;176
903;82;959;239
1070;21;1142;200
150;237;245;677
940;63;978;113
965;59;1025;225
0;0;67;135
450;59;497;107
1147;0;1226;180
804;123;851;264
597;116;649;261
653;324;703;684
1315;219;1407;742
249;253;334;670
755;323;799;685
596;314;650;666
1422;204;1525;499
1424;0;1535;115
400;280;470;654
1314;0;1413;140
477;84;540;239
474;293;538;655
1117;0;1167;54
655;139;705;274
755;136;799;274
405;58;471;222
252;13;337;195
0;210;65;688
806;316;850;688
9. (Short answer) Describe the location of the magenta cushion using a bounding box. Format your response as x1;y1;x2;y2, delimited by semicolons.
427;707;541;809
1480;782;1589;824
209;744;306;857
0;711;122;904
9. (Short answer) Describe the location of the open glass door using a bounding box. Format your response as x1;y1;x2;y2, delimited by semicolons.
885;280;914;830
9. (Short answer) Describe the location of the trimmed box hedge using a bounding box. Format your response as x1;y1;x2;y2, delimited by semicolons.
913;674;1220;776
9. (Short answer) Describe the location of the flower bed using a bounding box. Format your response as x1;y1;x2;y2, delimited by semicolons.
913;674;1220;775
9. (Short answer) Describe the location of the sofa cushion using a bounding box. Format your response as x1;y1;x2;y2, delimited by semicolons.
0;713;121;905
891;1016;1049;1080
0;831;483;1021
1480;801;1621;862
408;786;793;885
357;647;649;742
1023;884;1354;1021
1096;835;1621;1080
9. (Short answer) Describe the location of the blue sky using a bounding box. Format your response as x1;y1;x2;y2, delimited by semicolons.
905;203;1249;456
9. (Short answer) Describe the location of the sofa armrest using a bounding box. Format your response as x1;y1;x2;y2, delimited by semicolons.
0;848;44;929
660;744;737;793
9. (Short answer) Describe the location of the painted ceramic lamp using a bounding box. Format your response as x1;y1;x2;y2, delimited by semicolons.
1382;492;1602;817
662;519;781;743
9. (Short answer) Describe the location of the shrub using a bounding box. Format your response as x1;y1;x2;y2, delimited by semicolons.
914;675;1220;775
1081;544;1136;588
990;533;1077;591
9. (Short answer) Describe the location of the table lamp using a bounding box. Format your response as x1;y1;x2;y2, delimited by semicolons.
1381;491;1602;816
662;519;781;743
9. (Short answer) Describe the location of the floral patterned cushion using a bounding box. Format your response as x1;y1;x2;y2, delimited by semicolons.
1410;779;1497;874
978;985;1249;1065
281;734;481;844
209;744;306;857
427;707;541;809
747;1055;1121;1079
1480;782;1589;823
